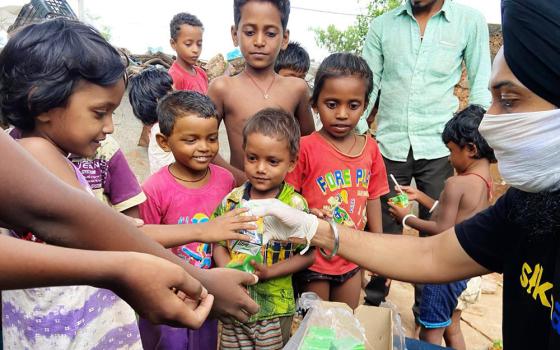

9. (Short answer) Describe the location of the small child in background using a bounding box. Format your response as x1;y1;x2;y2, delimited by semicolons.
286;53;389;309
274;41;310;79
137;91;235;349
388;105;496;350
168;12;208;93
213;108;315;349
129;67;175;174
208;0;315;185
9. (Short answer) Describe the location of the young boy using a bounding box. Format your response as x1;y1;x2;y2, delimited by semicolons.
129;67;175;174
168;12;208;93
213;108;315;349
137;91;236;350
208;0;315;184
275;41;310;79
388;105;496;350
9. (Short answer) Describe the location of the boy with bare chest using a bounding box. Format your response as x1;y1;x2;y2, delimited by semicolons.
208;0;315;184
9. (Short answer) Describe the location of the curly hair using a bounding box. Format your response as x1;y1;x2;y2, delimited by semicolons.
170;12;203;40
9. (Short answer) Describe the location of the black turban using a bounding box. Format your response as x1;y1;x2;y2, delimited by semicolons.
502;0;560;107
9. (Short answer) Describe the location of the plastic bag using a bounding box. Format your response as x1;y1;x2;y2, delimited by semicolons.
379;301;406;350
285;293;370;350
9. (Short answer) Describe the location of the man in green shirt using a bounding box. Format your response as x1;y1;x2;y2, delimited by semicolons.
360;0;491;319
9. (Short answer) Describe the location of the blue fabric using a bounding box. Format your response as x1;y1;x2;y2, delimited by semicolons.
405;337;450;349
418;280;468;329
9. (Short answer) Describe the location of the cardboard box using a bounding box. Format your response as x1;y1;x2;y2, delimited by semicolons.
317;301;393;350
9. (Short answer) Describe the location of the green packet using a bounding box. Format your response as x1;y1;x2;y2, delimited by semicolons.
389;192;409;208
225;253;263;273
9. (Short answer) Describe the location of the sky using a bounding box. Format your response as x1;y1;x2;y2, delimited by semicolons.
0;0;501;60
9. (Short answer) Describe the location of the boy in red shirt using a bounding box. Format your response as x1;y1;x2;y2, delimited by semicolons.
168;13;208;94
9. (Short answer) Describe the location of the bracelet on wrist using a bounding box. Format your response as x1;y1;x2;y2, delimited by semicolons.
402;214;417;230
319;219;339;260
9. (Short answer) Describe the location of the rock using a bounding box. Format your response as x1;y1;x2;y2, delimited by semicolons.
204;54;227;81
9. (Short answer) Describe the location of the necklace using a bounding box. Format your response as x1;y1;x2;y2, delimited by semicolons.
168;165;209;183
320;132;358;155
245;72;276;99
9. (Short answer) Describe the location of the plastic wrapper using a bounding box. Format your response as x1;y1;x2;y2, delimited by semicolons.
226;200;264;273
379;301;406;350
388;193;409;208
285;293;370;350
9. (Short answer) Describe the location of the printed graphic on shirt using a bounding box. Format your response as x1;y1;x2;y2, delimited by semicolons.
519;262;560;335
315;168;370;229
172;213;212;269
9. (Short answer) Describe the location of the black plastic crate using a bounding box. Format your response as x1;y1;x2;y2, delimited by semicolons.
8;0;77;33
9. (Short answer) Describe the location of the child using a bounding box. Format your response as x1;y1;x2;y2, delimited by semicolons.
0;19;142;349
213;108;315;349
129;67;175;174
285;53;389;309
137;90;234;349
168;12;208;93
275;41;310;79
388;105;496;350
208;0;315;184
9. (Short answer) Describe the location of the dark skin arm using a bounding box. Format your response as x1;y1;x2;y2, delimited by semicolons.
294;79;316;135
13;136;259;322
313;221;489;283
251;250;315;281
388;179;462;236
0;133;215;327
0;235;213;327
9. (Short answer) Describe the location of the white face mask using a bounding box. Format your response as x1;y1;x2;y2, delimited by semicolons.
479;109;560;193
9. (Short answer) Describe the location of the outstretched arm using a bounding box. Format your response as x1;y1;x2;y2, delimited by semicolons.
294;80;316;135
314;222;488;283
0;235;213;327
0;133;259;322
389;180;462;235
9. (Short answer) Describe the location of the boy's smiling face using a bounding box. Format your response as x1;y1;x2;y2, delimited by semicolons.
231;1;289;70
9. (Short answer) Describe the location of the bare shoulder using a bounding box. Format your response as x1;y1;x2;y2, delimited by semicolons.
208;75;232;96
277;75;308;94
17;138;80;187
443;176;467;194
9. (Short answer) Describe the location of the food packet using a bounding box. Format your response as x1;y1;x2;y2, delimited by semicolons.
389;192;409;208
226;200;265;273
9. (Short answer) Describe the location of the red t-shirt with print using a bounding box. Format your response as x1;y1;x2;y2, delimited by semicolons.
168;61;208;94
286;132;389;275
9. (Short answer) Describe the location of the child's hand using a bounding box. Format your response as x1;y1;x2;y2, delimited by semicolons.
250;261;271;281
201;208;258;243
387;201;411;222
309;207;332;219
113;252;213;328
398;186;419;201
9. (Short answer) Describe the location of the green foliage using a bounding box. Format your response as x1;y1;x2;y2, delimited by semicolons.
313;0;402;54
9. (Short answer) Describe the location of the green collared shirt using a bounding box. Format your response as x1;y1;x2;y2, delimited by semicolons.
359;0;491;161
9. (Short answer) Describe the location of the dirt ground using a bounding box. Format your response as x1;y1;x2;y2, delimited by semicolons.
113;92;503;350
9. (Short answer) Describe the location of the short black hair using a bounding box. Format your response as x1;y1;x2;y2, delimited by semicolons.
0;18;126;131
170;12;203;40
129;68;173;126
242;108;300;158
442;105;497;163
274;42;310;75
157;90;217;137
234;0;290;30
311;53;373;107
